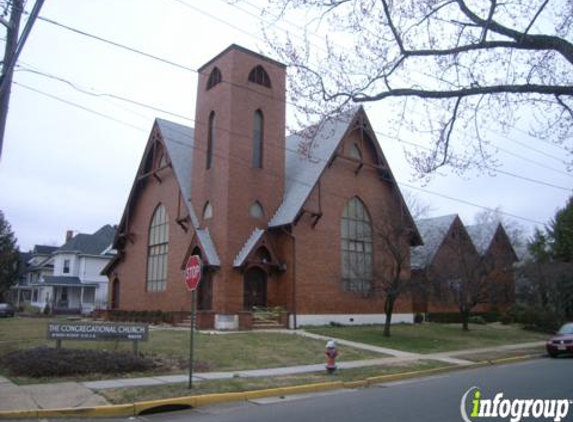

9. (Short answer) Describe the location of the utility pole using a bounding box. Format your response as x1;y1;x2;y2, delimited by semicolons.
0;0;45;162
0;0;23;162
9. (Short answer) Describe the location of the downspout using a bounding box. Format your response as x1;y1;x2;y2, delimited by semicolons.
282;226;297;329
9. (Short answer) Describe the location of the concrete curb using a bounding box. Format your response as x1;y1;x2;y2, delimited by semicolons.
0;355;540;419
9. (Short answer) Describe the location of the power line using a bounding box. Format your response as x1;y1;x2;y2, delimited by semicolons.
14;77;549;226
14;81;147;132
20;60;573;192
35;9;572;175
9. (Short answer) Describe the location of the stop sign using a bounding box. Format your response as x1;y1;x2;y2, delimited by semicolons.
185;255;202;291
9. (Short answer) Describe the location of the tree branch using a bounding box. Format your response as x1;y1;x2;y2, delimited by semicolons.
456;0;573;64
380;0;405;54
480;0;497;43
354;84;573;102
521;0;550;40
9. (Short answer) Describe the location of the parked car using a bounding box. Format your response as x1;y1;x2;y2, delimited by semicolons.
546;322;573;358
0;303;15;317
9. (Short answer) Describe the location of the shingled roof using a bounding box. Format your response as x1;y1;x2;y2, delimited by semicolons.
112;119;217;268
411;214;458;270
59;225;115;256
466;223;499;256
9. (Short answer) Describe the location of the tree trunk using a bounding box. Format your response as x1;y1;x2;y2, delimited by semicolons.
461;309;470;331
383;296;395;337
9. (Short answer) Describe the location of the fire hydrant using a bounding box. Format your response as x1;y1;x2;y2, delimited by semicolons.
325;340;338;374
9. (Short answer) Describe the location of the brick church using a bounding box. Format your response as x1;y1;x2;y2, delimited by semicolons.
104;45;422;329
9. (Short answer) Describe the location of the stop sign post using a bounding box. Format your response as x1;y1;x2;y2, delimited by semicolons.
185;255;202;389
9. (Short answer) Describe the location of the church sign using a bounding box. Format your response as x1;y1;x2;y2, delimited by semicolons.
47;322;149;342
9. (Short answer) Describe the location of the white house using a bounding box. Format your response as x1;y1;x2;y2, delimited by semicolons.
30;225;116;314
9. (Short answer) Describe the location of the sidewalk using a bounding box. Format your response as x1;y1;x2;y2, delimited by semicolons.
0;333;545;412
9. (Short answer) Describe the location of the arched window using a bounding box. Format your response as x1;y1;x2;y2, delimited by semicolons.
349;144;362;161
147;204;169;292
207;67;222;90
254;246;272;263
158;152;168;168
203;201;213;220
248;65;271;88
250;201;264;219
341;197;372;294
206;111;215;169
252;110;263;168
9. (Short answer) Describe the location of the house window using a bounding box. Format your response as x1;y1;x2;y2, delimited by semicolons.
252;110;263;168
341;197;373;294
206;111;215;170
63;259;70;274
203;201;213;220
250;201;264;219
147;204;169;292
248;65;271;88
207;66;222;90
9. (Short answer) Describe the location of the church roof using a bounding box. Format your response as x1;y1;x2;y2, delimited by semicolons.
411;214;458;270
466;223;499;256
234;228;265;267
156;119;200;228
195;229;220;266
269;108;358;227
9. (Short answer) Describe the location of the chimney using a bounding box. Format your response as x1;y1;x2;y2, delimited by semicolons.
65;230;74;242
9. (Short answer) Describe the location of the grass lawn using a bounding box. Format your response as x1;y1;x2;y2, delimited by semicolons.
101;360;450;404
0;317;381;383
305;322;548;354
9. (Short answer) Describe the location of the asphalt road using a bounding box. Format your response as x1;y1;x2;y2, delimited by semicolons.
40;358;573;422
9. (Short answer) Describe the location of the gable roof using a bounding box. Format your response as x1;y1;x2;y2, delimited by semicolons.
112;118;218;269
155;119;200;228
411;214;458;270
268;106;420;246
269;108;357;227
234;228;265;267
466;222;519;262
466;223;499;256
59;225;116;256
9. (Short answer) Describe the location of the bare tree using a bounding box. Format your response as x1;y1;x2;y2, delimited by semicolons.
252;0;573;176
416;217;488;330
372;218;417;337
343;209;417;337
442;238;489;331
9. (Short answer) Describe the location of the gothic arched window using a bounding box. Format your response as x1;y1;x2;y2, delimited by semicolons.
147;204;169;292
340;197;373;294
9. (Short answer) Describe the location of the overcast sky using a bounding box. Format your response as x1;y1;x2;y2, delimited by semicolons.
0;0;571;251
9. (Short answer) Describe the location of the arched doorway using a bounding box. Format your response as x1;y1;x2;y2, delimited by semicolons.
243;267;267;310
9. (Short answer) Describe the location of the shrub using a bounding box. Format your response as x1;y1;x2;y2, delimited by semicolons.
414;313;424;324
427;311;499;324
509;304;563;333
500;314;513;325
2;347;154;378
468;316;487;325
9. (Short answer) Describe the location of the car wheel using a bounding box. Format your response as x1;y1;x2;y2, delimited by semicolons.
548;351;558;358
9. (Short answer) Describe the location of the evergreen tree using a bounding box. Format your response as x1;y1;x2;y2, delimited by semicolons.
548;196;573;262
0;210;19;301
